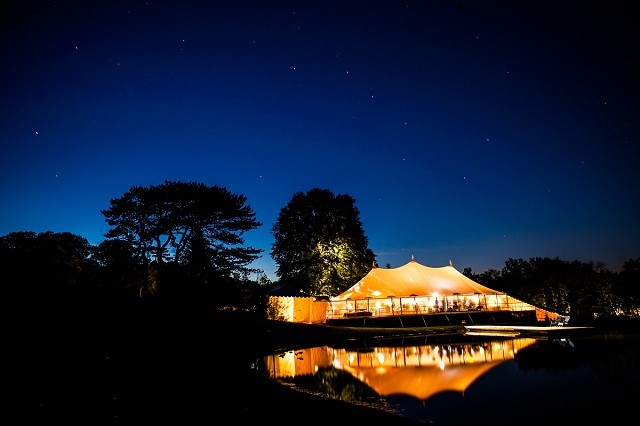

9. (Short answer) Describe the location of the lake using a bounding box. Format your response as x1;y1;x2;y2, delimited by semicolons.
258;328;640;425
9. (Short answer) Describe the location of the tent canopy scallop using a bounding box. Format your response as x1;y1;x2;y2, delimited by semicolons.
332;258;499;301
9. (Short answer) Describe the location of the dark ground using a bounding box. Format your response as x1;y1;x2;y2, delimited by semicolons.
10;305;453;425
12;303;636;425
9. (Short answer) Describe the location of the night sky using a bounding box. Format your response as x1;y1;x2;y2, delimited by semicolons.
2;0;638;280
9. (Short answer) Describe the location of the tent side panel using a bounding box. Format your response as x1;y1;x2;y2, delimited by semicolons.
293;297;312;323
267;296;295;321
311;300;329;324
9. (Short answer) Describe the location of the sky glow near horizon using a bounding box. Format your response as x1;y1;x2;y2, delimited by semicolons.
1;0;638;280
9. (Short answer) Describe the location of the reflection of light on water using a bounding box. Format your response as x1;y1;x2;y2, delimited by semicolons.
264;337;538;400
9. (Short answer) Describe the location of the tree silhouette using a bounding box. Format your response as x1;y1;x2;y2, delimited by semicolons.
0;231;97;316
102;180;263;299
616;258;640;317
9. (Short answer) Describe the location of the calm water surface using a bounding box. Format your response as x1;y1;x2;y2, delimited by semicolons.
259;329;640;425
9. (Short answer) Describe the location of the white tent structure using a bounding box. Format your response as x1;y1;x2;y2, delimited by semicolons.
334;258;497;300
327;258;560;323
266;285;329;324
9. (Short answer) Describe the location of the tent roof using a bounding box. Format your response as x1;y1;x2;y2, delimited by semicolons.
332;258;499;301
267;284;310;298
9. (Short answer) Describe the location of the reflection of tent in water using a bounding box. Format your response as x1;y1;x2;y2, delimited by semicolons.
264;338;537;401
264;346;334;379
342;362;501;400
333;338;537;400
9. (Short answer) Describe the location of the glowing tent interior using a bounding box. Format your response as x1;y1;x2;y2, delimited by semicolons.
327;258;561;323
266;257;561;325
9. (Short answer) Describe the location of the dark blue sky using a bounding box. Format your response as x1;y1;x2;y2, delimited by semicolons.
2;0;638;280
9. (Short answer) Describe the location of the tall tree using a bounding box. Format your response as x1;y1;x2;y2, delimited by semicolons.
101;181;263;298
271;188;376;296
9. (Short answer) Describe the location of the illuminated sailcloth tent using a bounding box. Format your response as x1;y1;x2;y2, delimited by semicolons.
328;257;560;322
266;284;329;324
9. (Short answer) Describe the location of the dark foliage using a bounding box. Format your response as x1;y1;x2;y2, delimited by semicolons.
101;180;264;300
468;256;639;320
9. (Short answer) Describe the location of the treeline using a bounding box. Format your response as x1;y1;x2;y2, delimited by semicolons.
2;180;638;323
1;182;374;319
0;228;270;322
3;227;637;324
464;257;640;321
